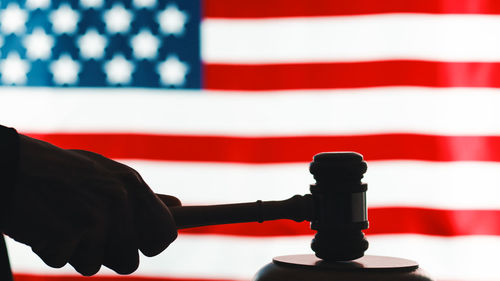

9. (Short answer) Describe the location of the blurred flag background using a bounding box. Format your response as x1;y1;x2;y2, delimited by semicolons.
2;0;500;280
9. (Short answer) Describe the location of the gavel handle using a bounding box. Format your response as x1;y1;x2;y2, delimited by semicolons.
169;194;314;229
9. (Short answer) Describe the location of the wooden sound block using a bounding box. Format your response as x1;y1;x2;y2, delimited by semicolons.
253;255;434;281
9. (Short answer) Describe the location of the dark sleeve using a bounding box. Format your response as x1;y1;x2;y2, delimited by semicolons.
0;126;19;230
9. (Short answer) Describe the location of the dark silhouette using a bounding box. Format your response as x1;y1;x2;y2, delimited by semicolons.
1;124;370;278
169;152;369;261
0;125;180;277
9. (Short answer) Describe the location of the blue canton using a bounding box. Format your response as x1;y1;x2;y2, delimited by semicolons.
0;0;201;88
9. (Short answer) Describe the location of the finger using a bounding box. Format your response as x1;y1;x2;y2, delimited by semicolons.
69;237;104;276
103;237;139;275
102;193;139;275
156;194;182;207
31;231;80;269
68;216;107;276
69;152;177;257
132;183;177;257
12;199;82;269
33;242;74;268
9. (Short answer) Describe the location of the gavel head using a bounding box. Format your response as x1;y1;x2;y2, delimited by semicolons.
309;152;369;261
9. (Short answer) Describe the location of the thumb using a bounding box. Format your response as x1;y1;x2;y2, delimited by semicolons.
156;194;182;207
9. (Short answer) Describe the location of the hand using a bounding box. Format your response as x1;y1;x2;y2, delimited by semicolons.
3;135;180;276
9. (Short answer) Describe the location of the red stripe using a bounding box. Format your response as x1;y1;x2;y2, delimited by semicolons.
205;61;500;90
179;208;500;237
24;133;500;163
204;0;500;18
13;274;237;281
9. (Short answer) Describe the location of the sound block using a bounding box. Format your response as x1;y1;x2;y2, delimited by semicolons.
253;255;434;281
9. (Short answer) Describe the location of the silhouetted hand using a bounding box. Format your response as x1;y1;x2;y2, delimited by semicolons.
3;135;180;276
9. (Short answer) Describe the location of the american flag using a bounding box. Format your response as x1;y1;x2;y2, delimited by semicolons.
1;0;500;280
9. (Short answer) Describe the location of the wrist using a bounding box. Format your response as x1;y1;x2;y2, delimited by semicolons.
0;126;20;231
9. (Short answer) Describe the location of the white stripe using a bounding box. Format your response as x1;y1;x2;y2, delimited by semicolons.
125;160;500;210
8;235;500;281
3;87;500;136
203;14;500;63
7;235;311;279
367;235;500;281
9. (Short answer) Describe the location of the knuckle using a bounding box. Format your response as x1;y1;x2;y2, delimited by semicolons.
140;235;175;257
112;185;129;202
163;228;178;247
138;239;155;257
114;262;139;275
38;253;68;268
73;263;102;276
106;254;139;275
137;212;178;257
33;243;72;269
122;170;144;187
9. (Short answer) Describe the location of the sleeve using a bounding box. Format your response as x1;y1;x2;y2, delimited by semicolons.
0;126;19;230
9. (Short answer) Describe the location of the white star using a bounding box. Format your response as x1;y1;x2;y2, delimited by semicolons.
78;30;107;59
24;28;54;60
0;53;30;85
158;5;188;36
104;4;132;33
130;30;159;59
104;55;134;84
26;0;51;10
50;5;80;34
157;55;189;86
0;4;28;34
133;0;156;8
80;0;103;9
50;54;80;85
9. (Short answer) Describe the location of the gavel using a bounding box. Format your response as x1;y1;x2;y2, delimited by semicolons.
168;152;369;261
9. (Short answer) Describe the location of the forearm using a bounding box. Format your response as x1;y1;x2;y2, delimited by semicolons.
0;126;20;230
